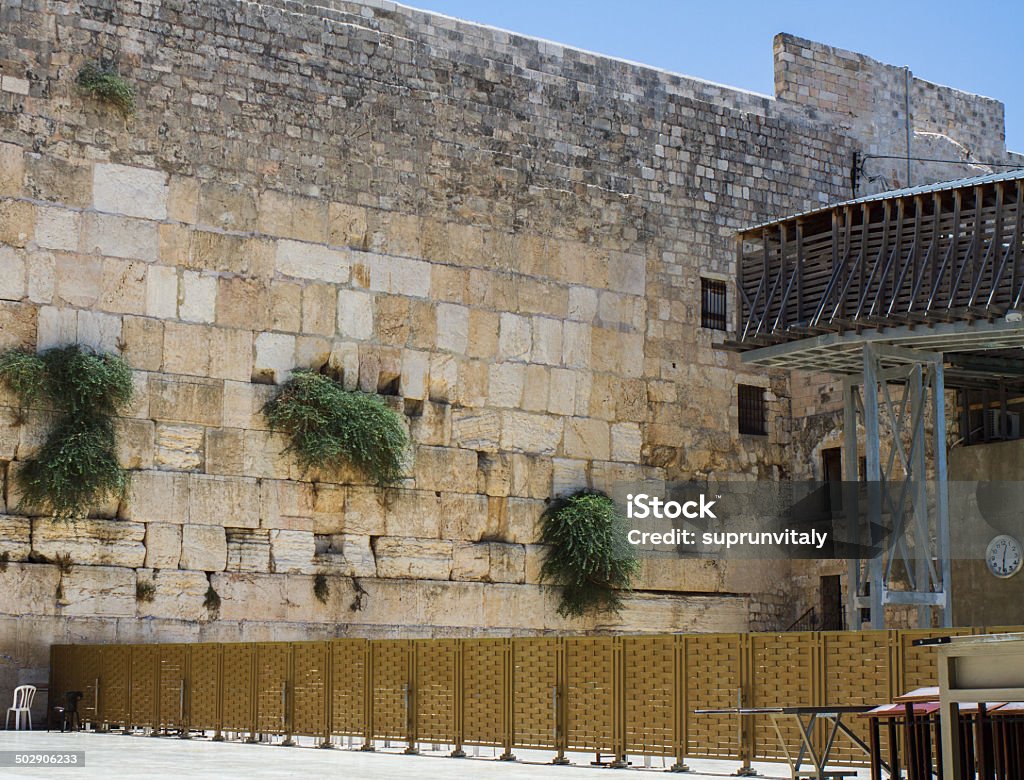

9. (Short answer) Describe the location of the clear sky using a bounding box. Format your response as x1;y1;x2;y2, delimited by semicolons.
414;0;1024;155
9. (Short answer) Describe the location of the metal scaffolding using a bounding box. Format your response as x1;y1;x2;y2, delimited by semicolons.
842;343;950;629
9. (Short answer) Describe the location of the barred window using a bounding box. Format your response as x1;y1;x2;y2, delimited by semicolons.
738;384;767;436
701;278;728;330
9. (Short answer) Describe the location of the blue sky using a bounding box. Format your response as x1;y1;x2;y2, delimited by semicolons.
416;0;1024;154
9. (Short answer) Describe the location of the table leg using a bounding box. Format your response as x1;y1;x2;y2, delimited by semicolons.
887;718;901;780
869;717;882;780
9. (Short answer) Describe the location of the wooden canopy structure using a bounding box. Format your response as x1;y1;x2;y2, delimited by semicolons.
729;168;1024;631
731;169;1024;385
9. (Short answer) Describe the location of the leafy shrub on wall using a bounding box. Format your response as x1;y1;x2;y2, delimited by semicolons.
539;491;640;618
0;346;133;519
262;369;409;485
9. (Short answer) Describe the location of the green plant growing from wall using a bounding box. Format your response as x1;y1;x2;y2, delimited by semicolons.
263;369;409;485
538;491;640;618
76;63;135;115
136;579;156;603
313;572;330;604
0;346;133;520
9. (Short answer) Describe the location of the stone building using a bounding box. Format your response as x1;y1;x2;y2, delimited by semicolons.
0;0;1017;694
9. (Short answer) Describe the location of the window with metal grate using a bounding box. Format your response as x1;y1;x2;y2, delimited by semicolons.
737;384;766;435
700;278;727;330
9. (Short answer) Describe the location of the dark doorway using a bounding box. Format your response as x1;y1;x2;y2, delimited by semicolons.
821;447;842;512
819;574;844;631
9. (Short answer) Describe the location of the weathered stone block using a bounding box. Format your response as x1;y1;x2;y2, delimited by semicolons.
0;142;24;196
197;181;257;231
563;416;611;460
99;258;146;315
122;470;190;524
260;191;328;243
488;542;526;584
260;479;314;531
205;428;245;477
275;239;349;283
60;566;135;617
498;313;531;361
438;492;493;540
149;376;223;426
382;489;441;538
488;362;524;408
0;515;31;561
315;533;376;577
436;303;469;353
225;528;271;573
162;321;210;377
367;254;431;298
146;264;178;320
143;523;182;569
341;487;386;536
252;332;295;384
180;524;227;572
54;254;100;308
80;213;158;262
179;271;217;323
562;321;591;368
0;246;25;301
155;423;204;470
374;537;452;580
337;289;373;340
611;422;643;462
189;474;260;529
208;326;254;382
136;569;209;621
451;541;489;581
116;418;155;470
32;517;145;567
0;301;36;350
269;529;316;573
500;411;562;455
531;317;562;365
33;206;79;251
93;163;169;220
0;199;34;247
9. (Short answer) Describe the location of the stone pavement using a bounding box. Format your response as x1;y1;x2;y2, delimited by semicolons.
0;732;873;779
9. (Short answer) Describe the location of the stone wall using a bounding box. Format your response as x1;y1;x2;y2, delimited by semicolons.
0;0;1015;702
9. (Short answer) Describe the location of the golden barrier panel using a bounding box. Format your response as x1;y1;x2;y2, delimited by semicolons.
220;643;255;737
329;639;366;739
749;632;817;762
51;627;1023;763
371;640;411;743
461;638;505;748
292;641;328;742
822;630;891;766
564;637;616;755
189;644;222;733
129;645;158;729
255;642;291;738
414;639;457;746
157;645;187;731
685;633;743;760
623;635;677;758
98;645;130;727
511;638;559;750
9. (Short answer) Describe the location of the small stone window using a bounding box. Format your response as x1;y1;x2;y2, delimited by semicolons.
701;278;728;330
737;384;767;436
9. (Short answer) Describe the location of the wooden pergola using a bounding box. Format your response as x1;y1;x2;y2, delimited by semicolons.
729;169;1024;630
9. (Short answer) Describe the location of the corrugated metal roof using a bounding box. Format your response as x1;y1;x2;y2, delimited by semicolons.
740;167;1024;234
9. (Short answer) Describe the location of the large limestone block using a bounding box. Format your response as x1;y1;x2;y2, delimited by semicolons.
0;515;31;561
260;479;314;531
145;264;178;319
314;533;376;577
179;525;227;572
451;541;489;581
0;199;35;247
155;423;204;470
143;523;182;569
80;213;158;262
0;142;24;196
487;542;526;584
563;416;611;460
435;303;469;353
35;307;77;351
60;565;135;617
260;191;328;244
412;445;478;493
498;313;531;361
275;239;349;284
124;470;190;523
0;301;36;350
135;569;209;621
179;271;217;323
451;408;501;452
336;289;373;340
610;422;643;462
487;362;524;408
506;498;543;544
32;517;145;567
311;483;345;534
149;376;223;426
500;411;563;455
374;537;452;580
189;474;260;529
225;528;271;573
367;254;431;298
0;562;59;617
438;492;496;541
76;310;122;354
269;529;316;574
382;489;441;538
93;163;168;220
205;428;245;477
531;317;563;365
341;487;386;535
252;332;295;384
208;326;254;382
0;245;25;301
409;400;451;447
562;321;592;368
197;181;256;231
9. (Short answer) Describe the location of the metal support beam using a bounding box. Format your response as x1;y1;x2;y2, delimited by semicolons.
844;343;951;629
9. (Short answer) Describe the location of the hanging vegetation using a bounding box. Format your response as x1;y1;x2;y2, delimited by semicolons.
0;346;133;520
263;369;408;485
538;491;640;618
76;63;135;114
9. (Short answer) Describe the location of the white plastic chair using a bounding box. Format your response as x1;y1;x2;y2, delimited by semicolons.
5;685;36;730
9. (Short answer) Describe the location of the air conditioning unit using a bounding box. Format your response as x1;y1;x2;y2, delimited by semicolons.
983;409;1021;440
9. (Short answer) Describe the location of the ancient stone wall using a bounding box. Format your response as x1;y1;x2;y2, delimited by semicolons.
0;0;1014;699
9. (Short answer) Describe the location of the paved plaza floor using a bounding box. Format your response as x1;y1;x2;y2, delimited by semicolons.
0;731;873;779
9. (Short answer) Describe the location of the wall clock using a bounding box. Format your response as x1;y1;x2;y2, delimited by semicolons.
986;534;1024;579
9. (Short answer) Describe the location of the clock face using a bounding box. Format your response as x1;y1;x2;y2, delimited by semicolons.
986;534;1024;578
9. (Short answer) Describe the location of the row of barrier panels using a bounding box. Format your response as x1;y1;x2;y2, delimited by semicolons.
51;628;1021;769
